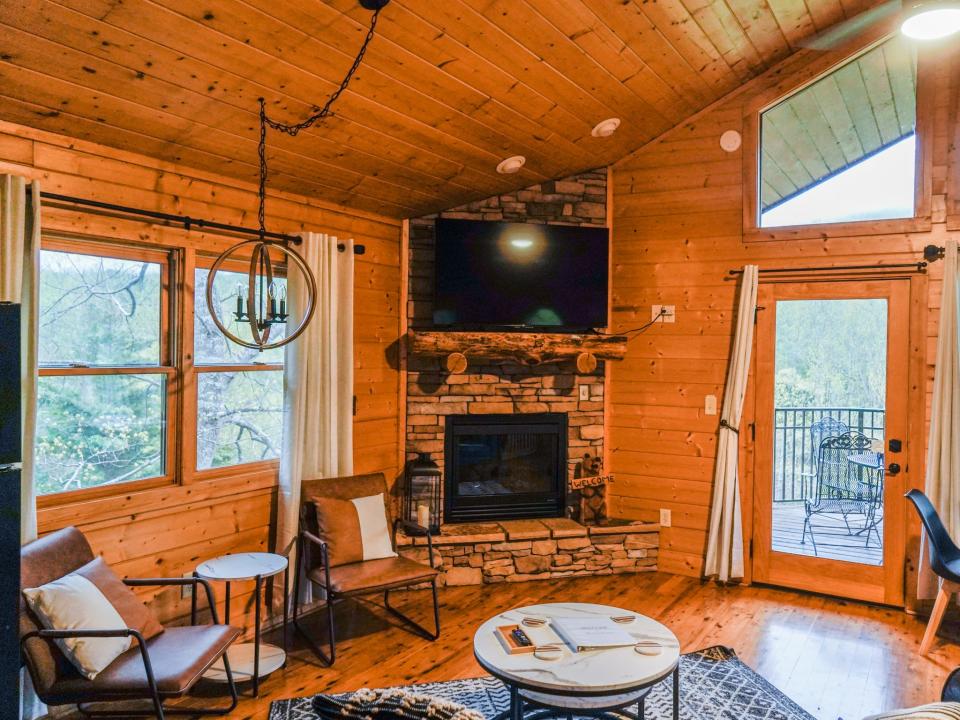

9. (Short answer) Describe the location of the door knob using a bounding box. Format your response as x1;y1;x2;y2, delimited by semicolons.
887;463;901;476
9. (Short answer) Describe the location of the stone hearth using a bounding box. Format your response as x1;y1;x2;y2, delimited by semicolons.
397;518;658;587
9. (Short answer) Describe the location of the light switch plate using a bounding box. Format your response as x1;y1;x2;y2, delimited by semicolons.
579;385;590;401
705;394;718;416
659;508;672;527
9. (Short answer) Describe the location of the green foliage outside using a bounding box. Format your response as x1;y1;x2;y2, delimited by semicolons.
774;299;887;409
35;251;285;495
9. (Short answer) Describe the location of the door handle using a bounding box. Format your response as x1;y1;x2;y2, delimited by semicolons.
887;463;901;476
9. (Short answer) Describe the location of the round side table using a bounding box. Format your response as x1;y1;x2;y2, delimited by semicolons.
195;552;289;697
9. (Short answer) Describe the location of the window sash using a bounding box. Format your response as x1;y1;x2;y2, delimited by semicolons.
37;236;288;503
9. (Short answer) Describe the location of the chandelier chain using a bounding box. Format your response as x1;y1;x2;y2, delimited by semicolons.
257;7;382;234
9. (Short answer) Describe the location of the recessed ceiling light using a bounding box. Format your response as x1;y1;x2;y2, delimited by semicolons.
591;118;621;138
510;238;533;249
496;155;526;174
902;0;960;39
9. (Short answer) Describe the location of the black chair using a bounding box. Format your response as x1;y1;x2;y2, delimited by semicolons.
906;489;960;655
803;431;880;554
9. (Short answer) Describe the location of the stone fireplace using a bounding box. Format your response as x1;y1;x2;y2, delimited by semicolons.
444;413;567;523
399;168;660;586
405;169;609;523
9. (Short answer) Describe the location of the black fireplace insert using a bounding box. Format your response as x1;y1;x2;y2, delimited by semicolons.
444;413;567;523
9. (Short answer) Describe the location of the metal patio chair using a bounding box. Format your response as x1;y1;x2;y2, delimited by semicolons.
802;431;881;555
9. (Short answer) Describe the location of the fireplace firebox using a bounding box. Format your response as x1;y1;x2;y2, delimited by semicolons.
444;413;567;523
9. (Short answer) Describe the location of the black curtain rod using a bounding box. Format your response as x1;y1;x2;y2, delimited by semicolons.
728;244;944;276
40;191;366;255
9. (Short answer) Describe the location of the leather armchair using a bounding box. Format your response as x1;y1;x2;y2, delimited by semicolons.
293;472;441;665
20;527;241;719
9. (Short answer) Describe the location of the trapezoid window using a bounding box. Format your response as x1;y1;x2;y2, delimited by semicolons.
759;36;917;228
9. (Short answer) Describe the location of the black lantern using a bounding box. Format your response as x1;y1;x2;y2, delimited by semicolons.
404;452;441;535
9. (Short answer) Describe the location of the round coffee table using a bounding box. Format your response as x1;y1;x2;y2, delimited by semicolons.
194;552;289;697
473;602;680;720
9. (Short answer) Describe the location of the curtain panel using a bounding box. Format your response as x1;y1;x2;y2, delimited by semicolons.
919;238;960;600
278;232;355;604
704;265;759;583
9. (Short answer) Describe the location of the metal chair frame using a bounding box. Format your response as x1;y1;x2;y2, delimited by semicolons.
23;576;238;720
802;431;882;555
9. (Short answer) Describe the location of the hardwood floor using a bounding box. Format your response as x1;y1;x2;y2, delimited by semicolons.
86;573;960;720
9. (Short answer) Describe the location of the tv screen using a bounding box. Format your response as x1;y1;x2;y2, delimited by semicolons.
433;218;609;332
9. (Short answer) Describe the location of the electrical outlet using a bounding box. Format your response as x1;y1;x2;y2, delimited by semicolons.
659;508;672;527
578;385;590;401
181;572;193;600
651;304;676;323
705;394;718;416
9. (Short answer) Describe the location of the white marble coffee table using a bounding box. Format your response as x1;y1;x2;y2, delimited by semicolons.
473;602;680;720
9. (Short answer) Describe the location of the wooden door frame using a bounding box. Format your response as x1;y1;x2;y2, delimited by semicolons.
741;275;925;607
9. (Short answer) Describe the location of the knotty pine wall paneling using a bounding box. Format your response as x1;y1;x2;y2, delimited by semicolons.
0;120;402;635
608;39;958;584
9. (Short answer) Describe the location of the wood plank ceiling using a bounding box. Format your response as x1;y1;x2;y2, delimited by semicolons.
760;33;917;210
0;0;880;218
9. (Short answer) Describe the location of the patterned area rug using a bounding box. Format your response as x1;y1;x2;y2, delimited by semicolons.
269;646;813;720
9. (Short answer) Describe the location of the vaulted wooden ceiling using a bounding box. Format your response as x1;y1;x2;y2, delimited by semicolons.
0;0;880;218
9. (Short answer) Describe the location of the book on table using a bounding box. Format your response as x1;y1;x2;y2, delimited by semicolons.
550;616;636;652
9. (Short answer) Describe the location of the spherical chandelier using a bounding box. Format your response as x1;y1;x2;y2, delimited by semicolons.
205;0;388;351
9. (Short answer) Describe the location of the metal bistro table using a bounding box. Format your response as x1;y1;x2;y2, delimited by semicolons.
474;602;680;720
847;450;884;546
194;552;289;697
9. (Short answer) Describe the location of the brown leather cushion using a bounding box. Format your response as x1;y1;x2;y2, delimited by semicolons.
312;497;364;567
310;556;438;595
75;558;165;644
302;472;392;533
21;527;97;698
41;625;241;705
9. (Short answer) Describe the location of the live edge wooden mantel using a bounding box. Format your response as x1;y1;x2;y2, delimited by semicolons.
407;330;628;374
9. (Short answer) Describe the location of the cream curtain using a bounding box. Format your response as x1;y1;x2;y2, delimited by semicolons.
2;175;44;720
704;265;758;583
919;239;960;600
278;232;354;603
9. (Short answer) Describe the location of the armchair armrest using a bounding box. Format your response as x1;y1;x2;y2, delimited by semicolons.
22;627;161;696
124;576;221;625
394;519;437;568
298;529;332;591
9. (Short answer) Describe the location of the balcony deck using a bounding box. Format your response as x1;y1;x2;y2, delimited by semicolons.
772;501;883;566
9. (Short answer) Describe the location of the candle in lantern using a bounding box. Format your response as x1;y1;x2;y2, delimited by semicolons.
236;283;244;317
279;285;287;318
416;502;430;529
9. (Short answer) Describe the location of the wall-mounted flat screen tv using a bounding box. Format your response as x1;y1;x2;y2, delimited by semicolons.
433;218;609;332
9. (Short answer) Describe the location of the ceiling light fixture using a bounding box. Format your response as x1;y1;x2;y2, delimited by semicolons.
497;155;526;174
205;0;388;351
591;118;621;138
902;0;960;39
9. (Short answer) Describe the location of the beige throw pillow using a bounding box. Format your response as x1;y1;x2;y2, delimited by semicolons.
313;492;398;567
23;573;131;679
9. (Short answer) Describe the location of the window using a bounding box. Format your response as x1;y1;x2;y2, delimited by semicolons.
758;36;917;228
36;240;287;498
194;265;285;470
36;244;172;495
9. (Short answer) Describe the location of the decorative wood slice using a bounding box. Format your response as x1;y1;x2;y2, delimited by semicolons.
410;331;627;374
576;352;598;374
446;351;468;374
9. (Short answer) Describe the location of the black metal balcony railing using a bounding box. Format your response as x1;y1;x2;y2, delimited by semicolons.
773;407;885;502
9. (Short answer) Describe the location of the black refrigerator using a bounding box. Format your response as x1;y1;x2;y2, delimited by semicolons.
0;302;21;712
